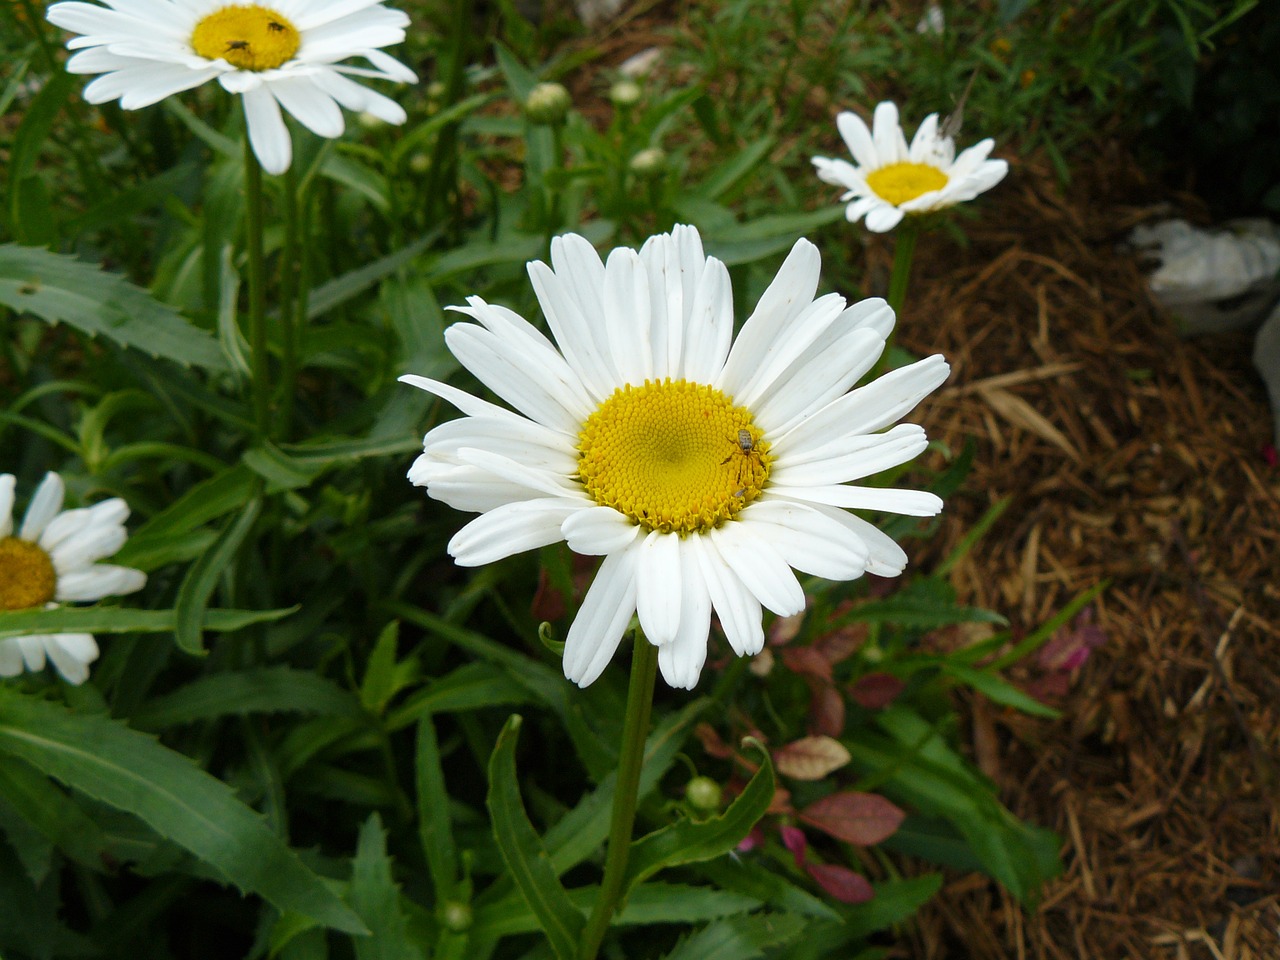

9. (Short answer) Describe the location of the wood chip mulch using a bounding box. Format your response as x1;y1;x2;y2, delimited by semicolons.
891;140;1280;959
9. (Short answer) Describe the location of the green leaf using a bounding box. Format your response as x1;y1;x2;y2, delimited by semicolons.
360;622;401;715
350;814;423;960
243;444;325;492
305;232;440;322
174;497;262;656
693;136;776;201
698;208;846;265
7;71;75;245
842;596;1006;629
0;605;294;639
621;740;774;895
415;716;458;899
0;688;367;934
114;465;257;569
386;662;531;731
842;874;943;938
662;912;806;960
485;715;584;960
130;667;363;730
0;244;231;370
940;664;1061;718
0;755;110;874
493;42;541;102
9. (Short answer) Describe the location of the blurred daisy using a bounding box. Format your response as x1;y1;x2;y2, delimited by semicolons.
812;101;1007;233
46;0;416;174
0;473;146;685
403;225;949;690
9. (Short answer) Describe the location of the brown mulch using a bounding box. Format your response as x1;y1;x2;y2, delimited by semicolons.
892;142;1280;959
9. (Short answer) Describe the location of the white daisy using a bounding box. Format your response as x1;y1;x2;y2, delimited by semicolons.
402;225;949;691
0;473;147;685
46;0;417;175
812;101;1008;233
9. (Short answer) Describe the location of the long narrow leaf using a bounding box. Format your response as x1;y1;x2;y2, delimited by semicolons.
485;715;584;960
0;688;366;934
0;605;294;638
174;497;262;656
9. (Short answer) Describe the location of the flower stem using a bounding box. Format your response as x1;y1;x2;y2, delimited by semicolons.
279;163;300;440
877;221;919;376
243;136;271;438
578;634;658;960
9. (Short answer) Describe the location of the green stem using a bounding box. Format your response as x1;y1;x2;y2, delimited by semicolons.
578;635;659;960
243;137;270;438
279;163;300;439
877;221;919;376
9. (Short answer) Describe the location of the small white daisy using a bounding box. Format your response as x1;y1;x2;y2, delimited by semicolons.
46;0;417;175
0;472;146;685
403;225;949;691
812;101;1008;233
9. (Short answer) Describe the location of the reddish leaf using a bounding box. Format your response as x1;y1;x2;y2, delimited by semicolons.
799;791;905;846
781;645;832;681
806;863;875;904
767;785;793;816
737;826;765;853
1038;608;1106;672
694;723;732;759
849;672;905;710
530;568;567;621
774;736;851;781
808;681;845;738
780;825;807;867
768;610;806;646
815;624;867;665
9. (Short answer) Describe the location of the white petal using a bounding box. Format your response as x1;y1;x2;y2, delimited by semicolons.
267;76;344;138
635;531;681;645
770;423;928;486
44;633;100;685
399;374;531;425
242;84;292;174
736;500;867;581
446;324;588;434
549;234;615;384
423;416;577;475
455;448;581;500
0;475;15;538
54;564;146;602
0;638;25;677
447;498;581;566
717;238;821;400
563;546;640;687
528;260;614;400
562;507;641;555
40;498;128;552
48;524;127;575
411;462;540;513
863;203;904;233
708;522;805;617
20;473;64;541
779;485;943;516
601;247;652;386
835;109;878;168
680;255;733;383
657;543;712;689
775;500;909;577
11;635;48;672
688;534;764;656
308;67;406;123
871;101;908;164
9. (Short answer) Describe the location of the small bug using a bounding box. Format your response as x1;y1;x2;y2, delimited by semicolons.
736;428;754;454
939;68;978;141
267;19;286;32
227;40;249;51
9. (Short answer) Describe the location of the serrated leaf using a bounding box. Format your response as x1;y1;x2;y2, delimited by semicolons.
773;736;851;781
486;715;584;960
0;244;230;370
174;497;262;656
360;622;401;715
622;741;774;896
0;755;112;874
662;911;806;960
798;791;905;847
350;814;422;960
415;716;457;900
0;688;366;934
0;605;294;638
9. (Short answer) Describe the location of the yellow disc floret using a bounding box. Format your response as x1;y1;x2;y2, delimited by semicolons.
0;537;57;611
865;162;949;206
578;379;771;535
191;5;300;71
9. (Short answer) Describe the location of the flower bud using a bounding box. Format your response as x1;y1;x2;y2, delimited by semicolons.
629;147;666;178
685;776;722;813
525;82;571;125
609;79;642;107
439;900;472;932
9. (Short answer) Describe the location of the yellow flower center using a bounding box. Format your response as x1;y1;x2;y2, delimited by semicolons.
578;379;771;535
865;162;949;206
0;537;57;611
191;5;300;71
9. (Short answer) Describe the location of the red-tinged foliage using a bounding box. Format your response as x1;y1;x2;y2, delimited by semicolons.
781;645;832;681
808;680;846;737
529;568;567;621
799;791;906;846
780;824;807;866
773;735;851;781
849;672;906;710
806;863;875;904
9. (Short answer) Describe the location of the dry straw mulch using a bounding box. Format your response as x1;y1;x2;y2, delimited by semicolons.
893;142;1280;959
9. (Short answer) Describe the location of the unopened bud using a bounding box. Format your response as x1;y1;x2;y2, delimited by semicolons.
439;900;472;932
609;79;642;107
525;82;571;125
685;776;722;812
409;153;430;174
629;147;666;178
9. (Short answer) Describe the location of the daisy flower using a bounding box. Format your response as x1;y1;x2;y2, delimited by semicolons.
45;0;417;175
403;225;949;691
812;101;1008;233
0;473;146;685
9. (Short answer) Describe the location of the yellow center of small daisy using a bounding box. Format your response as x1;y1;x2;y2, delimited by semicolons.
191;5;300;71
577;379;771;535
865;162;949;206
0;536;57;611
